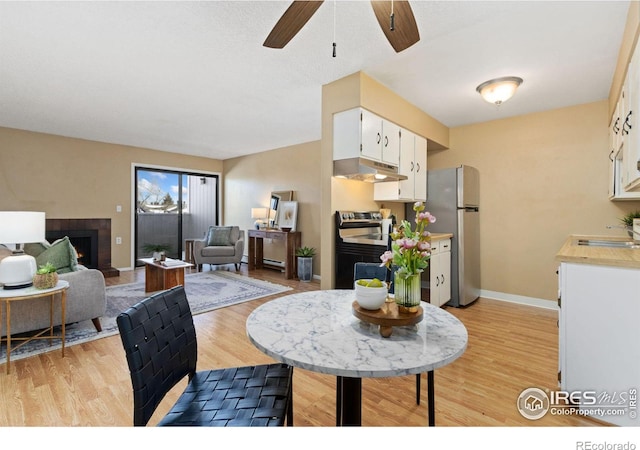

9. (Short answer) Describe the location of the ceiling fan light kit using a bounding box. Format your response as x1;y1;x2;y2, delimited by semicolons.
264;1;419;54
476;76;523;106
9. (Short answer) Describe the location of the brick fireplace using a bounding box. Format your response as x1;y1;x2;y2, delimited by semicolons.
46;218;119;278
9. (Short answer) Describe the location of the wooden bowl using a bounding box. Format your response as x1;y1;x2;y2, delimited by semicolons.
280;227;292;232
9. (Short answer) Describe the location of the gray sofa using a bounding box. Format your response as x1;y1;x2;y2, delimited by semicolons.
0;243;107;337
193;226;244;271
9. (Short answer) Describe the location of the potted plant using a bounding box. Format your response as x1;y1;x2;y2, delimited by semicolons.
33;262;59;289
619;211;640;237
143;243;172;262
295;246;316;282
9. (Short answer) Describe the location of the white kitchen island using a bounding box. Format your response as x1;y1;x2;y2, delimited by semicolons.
556;235;640;426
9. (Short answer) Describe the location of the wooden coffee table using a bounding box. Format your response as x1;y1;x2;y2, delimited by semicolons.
139;258;193;293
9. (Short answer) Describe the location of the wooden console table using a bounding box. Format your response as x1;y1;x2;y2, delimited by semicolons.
247;229;301;279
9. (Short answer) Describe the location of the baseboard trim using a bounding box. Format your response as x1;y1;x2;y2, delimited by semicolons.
479;289;558;310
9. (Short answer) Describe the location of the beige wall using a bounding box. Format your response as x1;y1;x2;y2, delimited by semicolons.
428;101;640;301
223;140;322;276
0;127;223;269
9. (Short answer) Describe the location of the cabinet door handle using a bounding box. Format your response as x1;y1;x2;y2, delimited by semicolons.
440;274;445;284
609;149;615;162
614;117;620;134
415;162;420;173
377;132;381;144
435;276;440;287
410;161;414;172
384;136;388;147
623;111;633;135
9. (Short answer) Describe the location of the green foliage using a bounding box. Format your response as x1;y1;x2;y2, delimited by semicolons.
619;210;640;227
36;262;57;274
142;243;172;253
295;246;316;257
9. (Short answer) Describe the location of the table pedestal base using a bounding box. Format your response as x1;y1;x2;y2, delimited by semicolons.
335;371;435;426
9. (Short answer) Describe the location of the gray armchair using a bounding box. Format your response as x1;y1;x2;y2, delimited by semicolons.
193;226;244;271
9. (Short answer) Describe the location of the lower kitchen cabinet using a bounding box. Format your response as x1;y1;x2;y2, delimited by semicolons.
425;238;451;307
558;262;640;426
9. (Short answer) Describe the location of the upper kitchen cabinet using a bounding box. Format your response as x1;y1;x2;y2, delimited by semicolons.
610;36;640;200
374;129;427;202
334;107;400;167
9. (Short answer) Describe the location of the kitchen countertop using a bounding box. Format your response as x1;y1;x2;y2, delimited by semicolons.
556;234;640;269
430;233;453;241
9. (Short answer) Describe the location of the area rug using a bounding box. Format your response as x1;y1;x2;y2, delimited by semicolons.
0;271;292;364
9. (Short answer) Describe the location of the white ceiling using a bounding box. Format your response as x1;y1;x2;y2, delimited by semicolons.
0;1;631;160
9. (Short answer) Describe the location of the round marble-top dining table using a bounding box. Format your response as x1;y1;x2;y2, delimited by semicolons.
245;289;468;426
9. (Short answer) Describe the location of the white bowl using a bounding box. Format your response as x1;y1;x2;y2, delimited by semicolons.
354;280;388;310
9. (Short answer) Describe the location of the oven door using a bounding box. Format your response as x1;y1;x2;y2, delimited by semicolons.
335;242;387;289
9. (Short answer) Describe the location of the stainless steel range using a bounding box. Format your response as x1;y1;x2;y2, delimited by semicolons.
334;211;391;289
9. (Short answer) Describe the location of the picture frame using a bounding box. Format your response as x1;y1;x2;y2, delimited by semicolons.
278;201;298;231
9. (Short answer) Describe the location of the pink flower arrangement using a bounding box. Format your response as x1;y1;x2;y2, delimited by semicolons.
380;202;436;279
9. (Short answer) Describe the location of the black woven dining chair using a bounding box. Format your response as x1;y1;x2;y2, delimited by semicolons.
116;285;293;427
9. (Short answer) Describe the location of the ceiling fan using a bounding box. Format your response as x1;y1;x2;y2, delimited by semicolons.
263;1;420;53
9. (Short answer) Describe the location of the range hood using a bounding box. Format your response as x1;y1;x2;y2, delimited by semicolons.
333;157;408;183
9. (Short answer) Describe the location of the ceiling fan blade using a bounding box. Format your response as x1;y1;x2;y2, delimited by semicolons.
263;1;324;49
371;1;420;52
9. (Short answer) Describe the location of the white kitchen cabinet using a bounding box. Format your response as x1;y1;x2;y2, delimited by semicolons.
558;262;640;426
428;238;451;307
624;40;640;190
373;130;427;202
333;107;400;167
608;110;618;199
609;36;640;199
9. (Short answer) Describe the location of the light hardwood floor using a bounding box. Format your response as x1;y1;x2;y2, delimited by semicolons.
0;264;603;427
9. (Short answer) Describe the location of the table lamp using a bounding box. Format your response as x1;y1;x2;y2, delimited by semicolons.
0;211;46;289
251;208;268;230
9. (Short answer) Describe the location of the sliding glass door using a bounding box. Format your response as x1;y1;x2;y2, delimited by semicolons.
135;167;218;266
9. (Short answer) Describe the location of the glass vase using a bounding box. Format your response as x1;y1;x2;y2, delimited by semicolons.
394;272;421;311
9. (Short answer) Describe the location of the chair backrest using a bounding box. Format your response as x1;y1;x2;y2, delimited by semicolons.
354;262;387;282
116;285;197;426
353;262;397;293
204;226;242;246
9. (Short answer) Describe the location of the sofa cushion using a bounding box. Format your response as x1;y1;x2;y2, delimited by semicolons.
206;226;234;246
201;246;236;257
0;245;12;262
35;236;79;274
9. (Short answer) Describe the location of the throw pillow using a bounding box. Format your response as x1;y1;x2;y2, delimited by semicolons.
0;245;12;263
35;236;79;274
24;242;48;257
206;226;233;246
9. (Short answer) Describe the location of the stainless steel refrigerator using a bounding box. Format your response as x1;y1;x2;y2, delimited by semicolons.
408;165;480;307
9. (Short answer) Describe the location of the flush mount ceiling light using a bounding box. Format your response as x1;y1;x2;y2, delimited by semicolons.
476;76;523;105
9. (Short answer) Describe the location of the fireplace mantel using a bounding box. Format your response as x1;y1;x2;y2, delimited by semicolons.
46;218;119;278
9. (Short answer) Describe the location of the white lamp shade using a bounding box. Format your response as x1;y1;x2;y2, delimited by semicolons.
251;208;268;219
476;77;523;105
0;211;46;244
